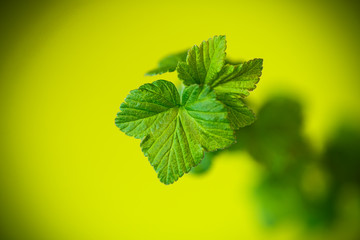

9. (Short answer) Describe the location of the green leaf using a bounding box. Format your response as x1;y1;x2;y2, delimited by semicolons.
175;37;262;130
115;80;180;139
177;35;227;86
146;50;188;76
212;58;263;97
115;80;234;184
217;94;255;129
145;44;242;77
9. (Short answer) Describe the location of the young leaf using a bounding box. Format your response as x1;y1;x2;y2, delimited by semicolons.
211;58;263;97
216;94;255;129
177;35;227;86
115;80;180;139
176;36;262;130
145;47;242;77
115;80;234;184
212;59;262;129
145;50;188;76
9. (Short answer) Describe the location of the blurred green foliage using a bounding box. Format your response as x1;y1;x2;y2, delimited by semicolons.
193;96;360;234
324;125;360;186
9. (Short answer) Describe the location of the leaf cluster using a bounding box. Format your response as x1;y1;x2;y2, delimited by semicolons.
115;36;263;184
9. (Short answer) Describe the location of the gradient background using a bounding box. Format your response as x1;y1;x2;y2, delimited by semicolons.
1;0;360;239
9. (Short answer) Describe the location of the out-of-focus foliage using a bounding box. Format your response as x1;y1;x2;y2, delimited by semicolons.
193;96;360;235
231;96;312;173
145;50;188;76
191;152;217;174
323;125;360;186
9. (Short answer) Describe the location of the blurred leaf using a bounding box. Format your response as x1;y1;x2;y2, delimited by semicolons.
244;96;342;229
191;152;217;175
146;48;243;77
234;96;311;173
224;58;244;65
324;125;360;185
145;50;188;76
255;172;336;229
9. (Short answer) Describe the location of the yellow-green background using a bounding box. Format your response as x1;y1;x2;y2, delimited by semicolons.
1;0;359;239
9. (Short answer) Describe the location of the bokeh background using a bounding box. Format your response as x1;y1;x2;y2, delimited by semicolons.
1;0;360;239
